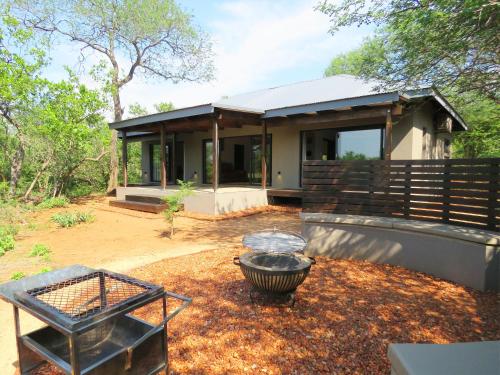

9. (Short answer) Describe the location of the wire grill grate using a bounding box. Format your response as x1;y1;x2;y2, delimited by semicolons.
24;271;156;321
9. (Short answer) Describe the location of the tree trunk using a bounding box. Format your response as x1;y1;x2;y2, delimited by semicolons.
9;144;25;197
23;158;50;200
106;89;123;193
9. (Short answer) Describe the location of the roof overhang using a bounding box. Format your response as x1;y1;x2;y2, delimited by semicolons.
403;87;468;131
262;92;401;118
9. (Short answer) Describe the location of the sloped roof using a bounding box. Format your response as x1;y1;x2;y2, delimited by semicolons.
214;74;383;111
109;74;467;131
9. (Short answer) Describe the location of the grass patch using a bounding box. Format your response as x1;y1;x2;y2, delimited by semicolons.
36;196;69;210
0;232;15;256
29;244;51;260
51;211;95;228
11;271;25;280
36;267;53;274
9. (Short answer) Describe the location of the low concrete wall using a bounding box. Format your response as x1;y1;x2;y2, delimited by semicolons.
301;213;500;292
116;186;268;215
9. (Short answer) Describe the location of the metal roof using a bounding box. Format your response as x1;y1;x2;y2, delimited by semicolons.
109;74;467;130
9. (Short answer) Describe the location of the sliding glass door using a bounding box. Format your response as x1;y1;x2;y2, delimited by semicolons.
150;142;184;183
203;135;271;185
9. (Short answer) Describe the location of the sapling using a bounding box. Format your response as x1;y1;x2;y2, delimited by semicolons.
163;180;195;238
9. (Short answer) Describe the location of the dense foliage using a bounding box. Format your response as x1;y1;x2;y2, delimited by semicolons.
0;12;109;199
11;0;214;192
319;0;499;158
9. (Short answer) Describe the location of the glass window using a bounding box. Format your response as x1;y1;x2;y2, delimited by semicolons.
337;128;383;160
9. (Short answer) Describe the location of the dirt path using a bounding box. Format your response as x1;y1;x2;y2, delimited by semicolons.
0;196;301;374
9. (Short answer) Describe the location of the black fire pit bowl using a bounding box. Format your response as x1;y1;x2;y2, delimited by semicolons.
233;252;314;294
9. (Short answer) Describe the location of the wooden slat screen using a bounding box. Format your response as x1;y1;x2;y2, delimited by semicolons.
302;158;500;231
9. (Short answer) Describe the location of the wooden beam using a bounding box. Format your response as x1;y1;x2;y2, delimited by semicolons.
385;109;393;160
160;126;167;189
212;118;219;191
122;131;128;187
261;120;267;189
268;107;396;127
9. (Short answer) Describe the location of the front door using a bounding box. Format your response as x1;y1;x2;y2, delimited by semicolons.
150;141;184;183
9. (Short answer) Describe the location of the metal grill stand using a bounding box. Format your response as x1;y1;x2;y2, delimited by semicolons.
0;266;191;375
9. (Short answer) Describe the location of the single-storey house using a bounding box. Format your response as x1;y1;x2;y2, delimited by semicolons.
108;74;467;215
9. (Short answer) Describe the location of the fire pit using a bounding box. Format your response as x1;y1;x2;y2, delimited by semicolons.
234;252;313;292
0;265;191;375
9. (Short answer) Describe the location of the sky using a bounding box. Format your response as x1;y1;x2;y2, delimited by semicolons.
42;0;374;117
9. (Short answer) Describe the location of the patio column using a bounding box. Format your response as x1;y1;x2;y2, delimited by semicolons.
384;108;392;160
122;130;128;187
160;126;167;189
172;133;176;183
212;117;219;191
261;119;267;189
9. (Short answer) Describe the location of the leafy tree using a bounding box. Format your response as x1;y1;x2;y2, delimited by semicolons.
320;0;499;158
154;101;175;113
317;0;499;100
0;12;46;196
13;0;214;192
128;103;149;117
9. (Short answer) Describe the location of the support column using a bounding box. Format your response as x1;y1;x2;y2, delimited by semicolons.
122;131;128;187
172;133;176;183
212;118;219;191
160;126;167;189
384;108;393;160
261;120;267;189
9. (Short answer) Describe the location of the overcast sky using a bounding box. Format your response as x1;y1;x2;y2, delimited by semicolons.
42;0;374;117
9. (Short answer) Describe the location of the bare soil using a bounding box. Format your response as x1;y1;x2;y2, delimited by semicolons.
0;196;300;282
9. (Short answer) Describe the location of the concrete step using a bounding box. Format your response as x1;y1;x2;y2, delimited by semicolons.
109;199;167;214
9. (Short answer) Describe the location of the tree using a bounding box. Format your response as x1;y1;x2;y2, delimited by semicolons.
0;12;47;196
13;0;214;192
162;179;194;238
320;0;499;158
317;0;499;100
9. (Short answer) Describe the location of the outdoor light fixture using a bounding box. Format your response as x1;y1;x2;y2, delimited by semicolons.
193;171;198;179
277;171;281;176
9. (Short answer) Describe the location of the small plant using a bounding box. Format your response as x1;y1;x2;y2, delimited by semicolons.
51;211;95;228
29;244;51;260
11;272;25;280
36;267;53;274
163;180;195;238
37;196;70;210
0;233;15;256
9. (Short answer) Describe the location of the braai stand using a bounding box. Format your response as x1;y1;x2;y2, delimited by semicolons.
0;265;191;375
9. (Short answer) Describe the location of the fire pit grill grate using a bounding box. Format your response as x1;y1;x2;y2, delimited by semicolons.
22;271;157;321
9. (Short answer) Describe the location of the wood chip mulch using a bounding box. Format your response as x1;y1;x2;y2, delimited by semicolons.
34;247;499;375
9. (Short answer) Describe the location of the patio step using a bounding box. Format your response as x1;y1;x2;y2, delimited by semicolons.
109;199;167;214
125;195;164;205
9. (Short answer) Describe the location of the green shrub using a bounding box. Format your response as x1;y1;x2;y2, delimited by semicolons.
36;267;53;274
11;272;25;280
0;224;18;237
51;211;95;228
0;234;15;256
37;196;70;210
29;244;51;260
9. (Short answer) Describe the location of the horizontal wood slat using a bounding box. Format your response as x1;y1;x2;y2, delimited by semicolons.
302;158;500;231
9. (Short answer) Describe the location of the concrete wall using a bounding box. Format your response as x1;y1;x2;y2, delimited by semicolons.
301;214;500;292
138;104;454;188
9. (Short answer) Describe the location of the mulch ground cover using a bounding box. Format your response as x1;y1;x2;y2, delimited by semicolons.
34;247;499;375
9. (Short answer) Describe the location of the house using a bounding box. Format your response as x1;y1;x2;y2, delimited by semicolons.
108;74;467;215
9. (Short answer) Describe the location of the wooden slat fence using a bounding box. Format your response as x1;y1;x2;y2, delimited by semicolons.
302;158;500;231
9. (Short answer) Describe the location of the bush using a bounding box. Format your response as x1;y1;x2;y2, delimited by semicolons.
11;272;25;280
36;267;53;274
29;244;51;260
51;211;95;228
36;196;70;210
0;234;15;256
0;224;18;237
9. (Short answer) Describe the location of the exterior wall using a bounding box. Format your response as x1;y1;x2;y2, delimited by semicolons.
138;105;454;189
